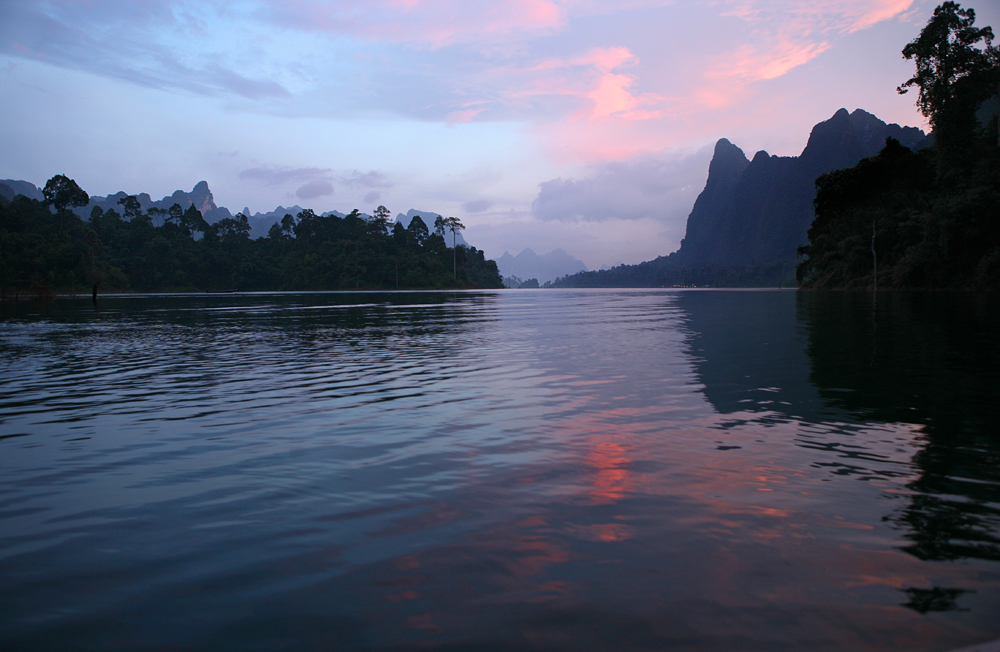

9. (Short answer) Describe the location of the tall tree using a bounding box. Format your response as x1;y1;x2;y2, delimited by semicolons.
181;205;208;235
117;195;143;220
368;205;392;236
167;203;184;227
406;215;429;246
147;207;166;227
442;216;465;280
42;175;89;213
897;2;999;155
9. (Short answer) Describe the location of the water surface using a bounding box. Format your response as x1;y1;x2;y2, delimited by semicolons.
1;289;998;651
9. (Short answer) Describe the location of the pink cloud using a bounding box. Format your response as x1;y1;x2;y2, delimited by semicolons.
619;109;662;121
263;0;567;48
711;0;913;81
260;0;913;51
386;0;914;147
515;47;662;121
811;0;915;33
587;73;639;118
706;0;915;104
532;46;636;73
713;40;832;82
719;0;914;34
446;106;484;125
11;43;46;59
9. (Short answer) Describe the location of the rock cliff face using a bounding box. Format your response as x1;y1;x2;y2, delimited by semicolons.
674;109;925;267
79;181;233;224
186;180;217;217
0;180;44;202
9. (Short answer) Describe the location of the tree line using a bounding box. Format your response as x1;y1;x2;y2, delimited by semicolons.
797;2;999;290
0;179;503;297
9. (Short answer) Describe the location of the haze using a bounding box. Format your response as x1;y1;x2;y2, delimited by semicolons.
2;0;996;269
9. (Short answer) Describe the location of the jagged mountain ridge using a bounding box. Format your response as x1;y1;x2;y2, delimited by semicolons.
497;248;588;284
549;108;927;287
0;180;45;202
4;178;473;246
82;180;226;221
673;108;925;267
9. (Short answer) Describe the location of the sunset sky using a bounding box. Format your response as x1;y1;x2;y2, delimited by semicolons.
2;1;997;269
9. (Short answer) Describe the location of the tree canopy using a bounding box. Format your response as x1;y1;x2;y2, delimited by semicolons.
798;3;999;290
1;180;503;297
898;1;999;153
42;175;89;212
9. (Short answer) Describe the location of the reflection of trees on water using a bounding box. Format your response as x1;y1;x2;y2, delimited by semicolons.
0;291;502;418
1;291;499;340
676;290;1000;594
799;291;1000;565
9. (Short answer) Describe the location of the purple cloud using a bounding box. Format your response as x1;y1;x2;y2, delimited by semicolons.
0;2;290;100
532;147;713;225
296;180;335;200
240;167;333;186
342;170;392;189
462;199;493;213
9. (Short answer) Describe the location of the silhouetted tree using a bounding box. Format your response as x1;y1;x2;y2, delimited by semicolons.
368;205;391;237
407;215;429;246
117;195;143;220
42;175;89;213
898;2;999;159
442;216;465;280
147;206;166;227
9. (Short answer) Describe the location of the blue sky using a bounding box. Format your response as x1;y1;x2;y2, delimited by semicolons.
2;0;996;268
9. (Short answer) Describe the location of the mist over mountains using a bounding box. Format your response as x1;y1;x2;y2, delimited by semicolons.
0;180;44;203
497;248;587;284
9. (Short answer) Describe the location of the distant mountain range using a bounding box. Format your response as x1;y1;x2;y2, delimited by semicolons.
497;248;587;284
553;108;926;287
1;179;470;247
0;180;44;202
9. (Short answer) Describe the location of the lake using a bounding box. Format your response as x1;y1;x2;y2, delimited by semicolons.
1;289;998;651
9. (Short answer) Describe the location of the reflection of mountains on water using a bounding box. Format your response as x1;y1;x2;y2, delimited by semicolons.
676;290;822;421
676;289;1000;565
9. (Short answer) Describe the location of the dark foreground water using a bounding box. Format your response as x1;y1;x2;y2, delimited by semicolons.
1;289;998;652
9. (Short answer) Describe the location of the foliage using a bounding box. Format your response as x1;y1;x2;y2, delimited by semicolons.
550;258;796;288
441;216;466;279
1;184;503;297
42;174;89;212
797;130;999;289
898;1;999;144
797;3;1000;290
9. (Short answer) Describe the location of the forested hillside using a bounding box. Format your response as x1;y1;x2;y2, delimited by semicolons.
0;178;502;296
797;2;999;290
551;108;926;289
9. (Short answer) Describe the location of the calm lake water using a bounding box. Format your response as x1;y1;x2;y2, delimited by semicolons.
1;289;998;651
